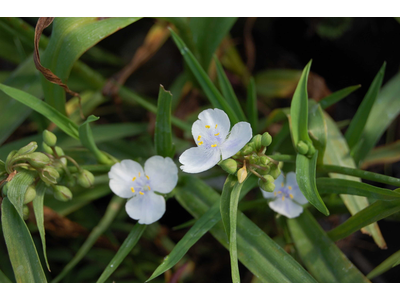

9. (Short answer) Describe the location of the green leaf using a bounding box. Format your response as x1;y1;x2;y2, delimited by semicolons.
345;62;386;156
246;77;258;135
215;56;247;122
41;17;140;113
308;100;327;164
362;140;400;169
97;223;146;283
287;210;369;283
79;115;115;165
7;170;36;217
290;60;313;149
323;113;386;248
296;152;329;215
1;197;47;282
189;17;237;69
169;28;239;124
175;176;317;283
367;249;400;279
32;181;50;271
155;86;175;158
328;200;400;242
255;69;301;99
0;268;12;283
52;196;124;282
0;83;79;140
319;84;361;110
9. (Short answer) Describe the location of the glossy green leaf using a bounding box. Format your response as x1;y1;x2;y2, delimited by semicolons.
7;170;36;217
328;200;400;242
215;56;246;122
32;181;50;271
246;77;258;135
1;197;47;283
290;60;313;150
296;152;329;215
155;86;175;158
288;210;369;283
323;113;386;248
98;223;146;283
79;115;115;165
308;100;327;164
52;196;124;282
362;140;400;169
319;84;361;110
169;29;239;124
175;176;317;283
367;249;400;279
0;83;79;140
345;62;386;155
41;17;140;113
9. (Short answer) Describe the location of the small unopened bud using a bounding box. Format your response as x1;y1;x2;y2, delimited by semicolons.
24;184;37;204
23;205;30;220
42;142;53;155
258;165;270;175
55;147;67;166
297;141;309;155
248;154;259;165
259;175;275;192
261;132;272;147
53;185;73;201
269;164;281;179
242;145;254;156
27;152;51;168
219;159;237;175
17;142;38;156
306;142;316;158
251;135;262;151
260;156;270;166
237;166;247;183
40;166;60;185
43;130;57;147
77;170;95;188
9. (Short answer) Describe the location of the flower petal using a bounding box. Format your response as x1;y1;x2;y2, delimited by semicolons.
220;122;252;160
125;192;166;225
268;198;304;218
286;172;308;204
274;173;285;190
108;160;144;198
195;108;230;141
144;156;178;193
179;146;221;173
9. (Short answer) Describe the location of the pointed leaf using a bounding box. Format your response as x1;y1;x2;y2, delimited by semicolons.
367;249;400;279
155;86;175;158
319;84;361;110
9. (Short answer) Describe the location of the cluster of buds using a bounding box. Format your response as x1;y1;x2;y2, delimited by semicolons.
1;130;95;205
219;132;281;192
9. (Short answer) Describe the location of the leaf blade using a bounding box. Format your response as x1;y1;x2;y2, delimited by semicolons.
155;86;174;158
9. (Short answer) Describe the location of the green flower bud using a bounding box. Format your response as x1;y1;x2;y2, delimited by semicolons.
55;147;67;166
219;159;238;175
259;175;275;193
42;142;54;155
261;132;272;147
248;154;259;165
242;145;254;156
306;141;316;158
43;130;57;147
24;184;37;204
23;205;30;220
39;166;60;185
269;164;281;179
27;152;51;168
76;170;95;188
251;135;262;151
297;141;309;155
237;166;247;183
260;156;270;166
258;165;270;175
2;183;8;196
17;142;38;156
53;185;73;202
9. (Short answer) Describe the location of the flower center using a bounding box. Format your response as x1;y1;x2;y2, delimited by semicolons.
130;172;151;196
197;124;223;148
273;184;294;201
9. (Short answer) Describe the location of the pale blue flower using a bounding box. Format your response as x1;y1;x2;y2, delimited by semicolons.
108;156;178;224
179;108;252;173
260;172;308;218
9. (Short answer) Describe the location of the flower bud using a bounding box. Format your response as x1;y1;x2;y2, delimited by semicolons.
219;159;238;175
306;141;316;158
42;142;54;155
39;166;60;185
297;140;309;155
248;154;259;165
237;166;247;183
43;130;57;147
17;142;38;156
53;185;73;201
269;164;281;179
261;132;272;147
76;170;95;188
259;175;275;192
242;145;254;156
251;135;262;150
258;165;270;175
259;156;270;166
24;184;37;204
55;147;67;166
23;205;30;220
27;152;51;168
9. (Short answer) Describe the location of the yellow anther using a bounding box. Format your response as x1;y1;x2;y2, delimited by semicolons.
146;175;150;180
131;187;135;193
281;182;284;187
214;133;220;136
197;135;201;141
290;194;294;199
215;124;218;129
138;172;141;177
139;191;144;195
205;125;210;129
274;192;277;196
211;144;217;148
132;177;136;182
281;196;285;201
277;191;282;194
288;186;292;190
198;141;203;145
148;185;151;190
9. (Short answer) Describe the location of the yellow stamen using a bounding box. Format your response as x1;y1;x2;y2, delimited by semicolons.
288;186;292;190
211;144;217;148
214;133;220;136
131;187;135;193
281;182;284;187
197;135;201;141
198;141;203;145
205;125;210;129
132;177;136;182
274;192;277;196
146;175;150;180
138;172;141;177
139;191;144;195
148;185;151;190
290;194;294;199
281;196;285;201
215;124;218;129
277;191;282;194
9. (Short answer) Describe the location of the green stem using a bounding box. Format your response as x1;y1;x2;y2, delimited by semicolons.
268;154;296;162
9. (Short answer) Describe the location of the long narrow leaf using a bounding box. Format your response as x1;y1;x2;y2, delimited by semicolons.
155;86;174;158
319;85;361;110
0;268;12;283
308;100;327;164
362;140;400;169
367;249;400;279
7;170;36;217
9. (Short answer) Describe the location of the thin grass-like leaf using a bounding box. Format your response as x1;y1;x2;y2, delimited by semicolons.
7;170;36;217
0;268;12;283
361;140;400;169
319;85;361;110
155;86;175;158
308;100;327;165
367;249;400;279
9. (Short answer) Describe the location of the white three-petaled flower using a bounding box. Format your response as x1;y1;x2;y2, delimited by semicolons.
108;156;178;225
179;108;252;173
260;172;308;218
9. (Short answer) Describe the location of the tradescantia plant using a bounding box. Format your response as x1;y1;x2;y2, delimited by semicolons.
0;17;400;284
